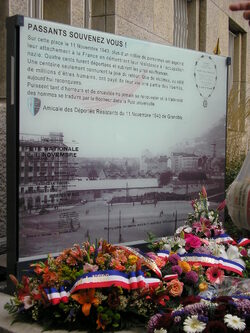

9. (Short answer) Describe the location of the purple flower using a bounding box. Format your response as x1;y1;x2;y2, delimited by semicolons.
185;270;199;284
234;298;250;315
169;254;181;265
171;265;182;275
147;313;162;333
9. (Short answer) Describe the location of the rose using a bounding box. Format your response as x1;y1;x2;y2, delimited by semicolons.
167;279;184;297
185;234;201;250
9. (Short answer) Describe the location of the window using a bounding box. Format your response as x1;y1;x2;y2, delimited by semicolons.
173;0;188;48
28;0;71;24
90;0;115;33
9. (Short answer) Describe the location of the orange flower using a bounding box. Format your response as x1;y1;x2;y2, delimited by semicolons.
178;260;191;273
96;313;106;330
199;282;208;292
167;279;184;297
192;263;201;272
71;289;100;316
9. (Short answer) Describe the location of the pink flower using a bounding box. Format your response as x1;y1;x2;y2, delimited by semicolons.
193;218;211;237
240;248;248;257
217;200;226;211
23;295;34;309
83;263;99;273
201;186;207;198
206;266;224;284
185;234;201;250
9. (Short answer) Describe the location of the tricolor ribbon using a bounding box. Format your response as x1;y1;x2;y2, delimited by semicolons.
237;238;250;247
212;233;236;244
44;286;69;305
157;250;170;259
45;270;161;304
179;253;244;276
163;274;178;281
70;270;160;292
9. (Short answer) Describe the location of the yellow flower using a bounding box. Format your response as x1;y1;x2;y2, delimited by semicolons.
192;263;201;272
128;255;138;265
199;282;208;292
178;260;191;273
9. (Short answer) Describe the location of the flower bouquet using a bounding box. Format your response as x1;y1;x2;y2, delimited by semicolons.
5;188;250;332
5;240;167;331
147;187;250;332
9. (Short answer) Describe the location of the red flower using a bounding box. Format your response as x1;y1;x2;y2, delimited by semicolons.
217;200;226;211
206;266;224;284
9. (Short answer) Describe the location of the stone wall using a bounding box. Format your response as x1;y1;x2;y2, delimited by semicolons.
115;0;173;44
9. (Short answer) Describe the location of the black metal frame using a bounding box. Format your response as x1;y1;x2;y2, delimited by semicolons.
6;15;24;292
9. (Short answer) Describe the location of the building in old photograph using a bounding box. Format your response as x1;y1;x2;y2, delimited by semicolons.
19;132;76;211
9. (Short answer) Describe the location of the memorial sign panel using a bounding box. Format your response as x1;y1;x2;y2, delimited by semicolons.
7;16;228;270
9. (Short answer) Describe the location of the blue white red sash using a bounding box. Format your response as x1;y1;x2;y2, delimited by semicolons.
238;238;250;247
70;270;160;292
212;233;236;244
44;286;69;305
179;253;245;276
157;250;170;258
45;270;161;304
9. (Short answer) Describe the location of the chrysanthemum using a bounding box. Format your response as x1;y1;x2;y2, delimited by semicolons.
183;315;206;333
169;254;181;265
224;314;246;331
185;271;199;284
171;265;182;275
205;266;224;284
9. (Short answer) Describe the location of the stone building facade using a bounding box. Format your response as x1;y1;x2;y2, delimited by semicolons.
0;0;249;253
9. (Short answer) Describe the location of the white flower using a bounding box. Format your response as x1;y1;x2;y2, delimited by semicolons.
208;241;225;256
162;243;171;251
154;329;167;333
183;315;206;333
177;247;186;255
224;314;246;331
184;227;192;233
220;245;245;268
175;226;185;234
23;295;34;309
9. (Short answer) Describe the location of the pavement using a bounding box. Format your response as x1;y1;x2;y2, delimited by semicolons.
0;291;146;333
